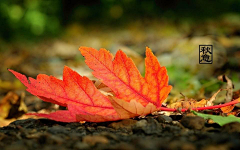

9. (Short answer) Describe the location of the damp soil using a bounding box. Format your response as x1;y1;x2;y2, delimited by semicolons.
1;115;240;150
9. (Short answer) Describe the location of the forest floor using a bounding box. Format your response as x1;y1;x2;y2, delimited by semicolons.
1;115;240;150
1;18;240;149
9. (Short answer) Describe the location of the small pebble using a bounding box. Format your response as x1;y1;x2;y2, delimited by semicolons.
157;115;173;123
47;125;69;134
82;135;109;146
222;122;240;133
180;116;205;130
74;142;90;150
108;119;137;130
133;118;162;134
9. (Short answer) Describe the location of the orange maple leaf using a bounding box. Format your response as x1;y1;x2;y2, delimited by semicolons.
9;66;119;122
8;47;172;122
80;47;172;108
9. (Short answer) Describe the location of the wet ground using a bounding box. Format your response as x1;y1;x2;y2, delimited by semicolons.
1;115;240;150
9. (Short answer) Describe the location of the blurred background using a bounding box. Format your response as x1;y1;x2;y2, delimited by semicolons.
1;0;240;125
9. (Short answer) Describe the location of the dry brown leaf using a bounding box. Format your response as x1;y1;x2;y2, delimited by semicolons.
168;89;223;110
0;91;27;119
109;97;158;119
218;75;234;103
220;105;235;114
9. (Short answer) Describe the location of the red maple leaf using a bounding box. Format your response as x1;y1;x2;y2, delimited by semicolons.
8;47;172;122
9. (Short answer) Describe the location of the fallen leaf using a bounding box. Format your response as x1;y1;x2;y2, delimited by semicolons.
79;47;172;108
109;97;158;119
233;89;240;100
218;75;234;103
0;91;27;119
206;89;223;106
220;105;235;114
192;110;240;126
9;47;172;122
9;66;118;122
168;89;222;110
